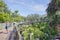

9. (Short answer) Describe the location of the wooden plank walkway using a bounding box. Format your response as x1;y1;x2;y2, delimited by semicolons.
0;27;13;40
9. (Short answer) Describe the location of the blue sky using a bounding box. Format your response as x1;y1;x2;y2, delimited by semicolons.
4;0;51;16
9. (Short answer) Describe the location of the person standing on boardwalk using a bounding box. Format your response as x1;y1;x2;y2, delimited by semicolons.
5;21;9;33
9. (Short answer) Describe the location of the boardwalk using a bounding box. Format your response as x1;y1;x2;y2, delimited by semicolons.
0;27;13;40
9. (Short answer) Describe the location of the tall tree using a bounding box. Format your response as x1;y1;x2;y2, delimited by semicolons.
0;0;6;12
47;0;57;16
26;14;40;22
11;10;22;22
0;0;13;22
0;0;11;14
47;0;60;27
47;0;60;16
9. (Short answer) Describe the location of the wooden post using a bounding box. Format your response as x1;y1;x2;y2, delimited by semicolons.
30;33;32;40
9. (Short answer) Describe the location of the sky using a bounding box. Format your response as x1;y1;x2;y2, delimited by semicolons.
4;0;51;16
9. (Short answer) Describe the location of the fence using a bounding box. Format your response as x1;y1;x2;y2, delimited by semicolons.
8;22;60;40
16;22;40;40
16;22;60;40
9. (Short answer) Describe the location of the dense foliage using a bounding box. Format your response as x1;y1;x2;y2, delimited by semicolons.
47;0;60;27
0;0;22;22
18;21;57;40
0;12;10;22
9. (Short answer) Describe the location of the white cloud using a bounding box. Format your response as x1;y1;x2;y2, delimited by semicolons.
5;0;25;5
12;2;25;5
18;0;48;12
5;0;47;12
34;5;47;11
29;4;47;12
